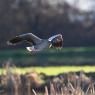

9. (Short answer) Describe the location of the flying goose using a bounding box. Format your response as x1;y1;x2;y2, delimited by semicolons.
7;33;63;52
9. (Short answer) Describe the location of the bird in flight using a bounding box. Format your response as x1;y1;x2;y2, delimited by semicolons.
7;33;63;52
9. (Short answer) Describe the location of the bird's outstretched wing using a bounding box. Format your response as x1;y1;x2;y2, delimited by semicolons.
7;33;42;45
48;34;63;48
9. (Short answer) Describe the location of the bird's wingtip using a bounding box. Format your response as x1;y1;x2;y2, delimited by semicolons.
7;41;11;45
7;41;15;45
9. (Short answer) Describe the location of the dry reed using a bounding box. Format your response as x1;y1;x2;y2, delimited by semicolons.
0;62;95;95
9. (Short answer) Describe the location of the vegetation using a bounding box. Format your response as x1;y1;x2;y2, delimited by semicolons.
1;66;95;75
0;62;95;95
0;47;95;94
0;47;95;67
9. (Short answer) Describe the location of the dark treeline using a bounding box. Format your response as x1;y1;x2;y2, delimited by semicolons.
0;0;95;49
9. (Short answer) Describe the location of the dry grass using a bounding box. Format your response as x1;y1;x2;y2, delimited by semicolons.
0;62;95;95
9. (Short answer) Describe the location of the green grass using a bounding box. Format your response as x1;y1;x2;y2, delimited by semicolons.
0;47;95;65
1;66;95;75
0;47;95;75
0;47;95;58
29;66;95;75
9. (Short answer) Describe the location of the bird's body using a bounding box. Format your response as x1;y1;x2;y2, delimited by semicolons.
7;33;63;52
26;40;51;52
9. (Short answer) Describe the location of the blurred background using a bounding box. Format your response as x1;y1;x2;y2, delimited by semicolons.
0;0;95;67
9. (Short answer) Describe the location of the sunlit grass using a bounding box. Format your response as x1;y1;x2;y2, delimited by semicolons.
0;47;95;75
0;66;95;75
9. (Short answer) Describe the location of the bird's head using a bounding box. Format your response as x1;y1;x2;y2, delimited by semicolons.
48;34;63;48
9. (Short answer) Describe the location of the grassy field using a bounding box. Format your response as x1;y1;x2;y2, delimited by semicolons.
0;47;95;75
0;47;95;66
0;47;95;59
1;66;95;75
0;48;95;95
